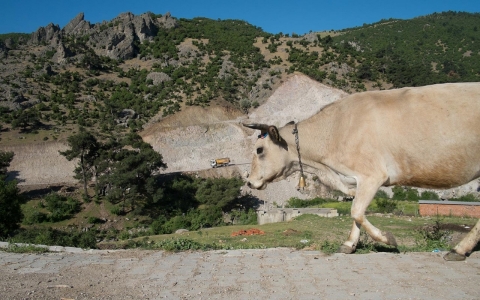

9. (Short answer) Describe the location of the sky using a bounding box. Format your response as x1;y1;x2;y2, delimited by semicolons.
2;0;480;35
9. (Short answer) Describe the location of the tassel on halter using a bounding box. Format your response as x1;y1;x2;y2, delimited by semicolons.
292;122;306;190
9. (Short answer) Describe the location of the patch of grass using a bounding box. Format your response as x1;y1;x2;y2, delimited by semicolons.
154;238;211;251
305;201;352;215
412;218;452;252
320;240;342;255
368;200;419;216
286;198;419;216
9;227;97;249
1;244;49;253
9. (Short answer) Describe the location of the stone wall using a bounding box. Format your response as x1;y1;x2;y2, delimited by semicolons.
256;208;338;225
418;200;480;218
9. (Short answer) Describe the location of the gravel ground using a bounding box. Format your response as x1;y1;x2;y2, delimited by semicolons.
1;248;479;299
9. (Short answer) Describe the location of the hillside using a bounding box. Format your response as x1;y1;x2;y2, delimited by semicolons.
0;10;479;204
0;74;346;205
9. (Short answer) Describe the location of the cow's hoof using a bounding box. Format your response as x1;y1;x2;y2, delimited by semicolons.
384;232;398;247
443;250;466;261
337;245;355;254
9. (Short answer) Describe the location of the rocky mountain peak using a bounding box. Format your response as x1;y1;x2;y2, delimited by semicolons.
28;11;173;60
63;12;91;35
30;23;61;44
157;12;178;29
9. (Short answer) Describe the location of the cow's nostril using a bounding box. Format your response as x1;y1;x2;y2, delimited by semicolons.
247;182;252;188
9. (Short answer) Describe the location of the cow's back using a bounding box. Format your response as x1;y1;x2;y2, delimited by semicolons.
318;83;480;189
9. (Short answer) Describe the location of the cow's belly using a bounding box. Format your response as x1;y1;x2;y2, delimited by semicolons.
387;157;480;189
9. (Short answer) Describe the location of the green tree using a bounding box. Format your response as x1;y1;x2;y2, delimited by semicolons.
195;177;244;211
99;133;167;213
11;108;41;131
59;128;100;198
392;186;407;200
420;191;439;200
44;193;81;222
0;150;23;237
0;151;14;180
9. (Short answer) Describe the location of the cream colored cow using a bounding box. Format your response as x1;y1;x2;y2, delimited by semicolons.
244;82;480;261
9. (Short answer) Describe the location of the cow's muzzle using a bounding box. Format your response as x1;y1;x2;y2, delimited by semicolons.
247;181;267;190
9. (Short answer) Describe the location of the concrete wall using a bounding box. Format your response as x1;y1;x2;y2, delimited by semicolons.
257;208;338;225
418;200;480;218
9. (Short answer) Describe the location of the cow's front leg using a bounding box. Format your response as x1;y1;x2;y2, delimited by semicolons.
338;220;361;254
337;177;396;254
444;218;480;261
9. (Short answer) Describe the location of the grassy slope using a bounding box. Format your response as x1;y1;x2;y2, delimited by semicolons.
104;208;477;254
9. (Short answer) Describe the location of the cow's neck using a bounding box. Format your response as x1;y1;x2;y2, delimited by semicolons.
280;117;333;168
278;116;357;193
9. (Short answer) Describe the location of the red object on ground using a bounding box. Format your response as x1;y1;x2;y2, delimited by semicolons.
231;228;265;237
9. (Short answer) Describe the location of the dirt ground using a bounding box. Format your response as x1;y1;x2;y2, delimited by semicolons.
1;248;480;299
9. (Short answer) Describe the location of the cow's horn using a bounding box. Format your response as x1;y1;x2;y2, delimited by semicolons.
242;123;270;131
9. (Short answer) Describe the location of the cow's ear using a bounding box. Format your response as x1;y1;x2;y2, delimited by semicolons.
268;126;287;149
243;123;269;131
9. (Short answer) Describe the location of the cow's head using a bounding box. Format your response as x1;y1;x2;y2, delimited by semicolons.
243;123;291;190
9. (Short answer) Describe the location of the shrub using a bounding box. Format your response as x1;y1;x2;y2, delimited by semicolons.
0;180;24;237
188;207;223;230
375;198;397;213
415;219;451;251
44;193;81;222
155;238;208;251
230;209;258;225
374;190;389;199
451;193;479;202
24;211;47;225
119;231;130;240
392;187;420;201
162;215;191;234
391;186;406;200
405;188;420;201
110;206;122;215
419;191;439;200
9;227;97;249
87;216;103;224
150;215;168;235
320;240;341;255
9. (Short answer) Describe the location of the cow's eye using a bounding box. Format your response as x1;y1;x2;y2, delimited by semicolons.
256;147;263;155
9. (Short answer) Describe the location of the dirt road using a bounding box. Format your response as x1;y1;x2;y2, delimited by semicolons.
1;247;479;299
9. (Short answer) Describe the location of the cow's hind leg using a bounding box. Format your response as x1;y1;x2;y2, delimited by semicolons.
444;218;480;261
338;177;396;254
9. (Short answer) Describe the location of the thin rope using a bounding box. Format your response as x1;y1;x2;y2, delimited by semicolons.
292;123;305;187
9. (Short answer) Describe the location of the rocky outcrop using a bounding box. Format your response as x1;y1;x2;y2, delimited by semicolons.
116;109;137;127
30;11;172;60
129;13;159;42
157;12;178;29
146;72;172;85
53;41;73;64
88;12;161;60
0;40;7;59
63;12;91;35
302;32;320;43
30;23;61;44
